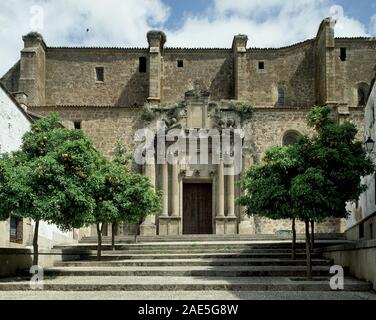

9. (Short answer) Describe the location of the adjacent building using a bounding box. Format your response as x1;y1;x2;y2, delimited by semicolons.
0;82;76;248
346;79;376;240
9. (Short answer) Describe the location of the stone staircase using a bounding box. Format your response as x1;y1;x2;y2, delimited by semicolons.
0;239;373;296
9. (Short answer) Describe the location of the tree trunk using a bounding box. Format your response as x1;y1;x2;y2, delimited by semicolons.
33;220;40;266
111;223;117;251
310;220;315;251
134;222;140;243
291;218;296;260
97;223;102;261
305;219;312;280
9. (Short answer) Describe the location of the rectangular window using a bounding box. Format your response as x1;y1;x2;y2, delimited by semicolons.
10;216;23;244
177;60;184;68
139;57;147;73
95;67;104;82
258;61;265;69
359;222;364;239
74;121;81;130
370;223;373;239
340;48;347;61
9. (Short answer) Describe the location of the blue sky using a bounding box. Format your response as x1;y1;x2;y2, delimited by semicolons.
163;0;376;31
0;0;376;75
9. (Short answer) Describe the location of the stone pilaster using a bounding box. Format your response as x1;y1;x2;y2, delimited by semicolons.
158;160;181;236
140;162;157;236
160;162;168;217
216;159;225;218
171;162;179;217
226;161;235;217
314;18;336;105
215;159;237;234
147;30;166;103
19;32;46;106
232;34;248;100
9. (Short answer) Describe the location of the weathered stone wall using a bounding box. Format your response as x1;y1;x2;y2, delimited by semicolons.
242;107;315;163
314;19;329;105
18;33;46;106
28;106;141;157
254;216;345;234
44;49;149;107
334;39;376;106
1;62;20;93
244;42;316;107
346;107;365;140
161;49;234;102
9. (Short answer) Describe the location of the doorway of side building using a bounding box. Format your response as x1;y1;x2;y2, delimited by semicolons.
183;183;213;234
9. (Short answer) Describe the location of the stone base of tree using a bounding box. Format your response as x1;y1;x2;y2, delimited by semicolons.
238;220;254;234
158;216;181;235
139;223;157;236
215;216;238;235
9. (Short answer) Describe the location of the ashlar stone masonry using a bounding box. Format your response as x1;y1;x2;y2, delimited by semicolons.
1;18;375;236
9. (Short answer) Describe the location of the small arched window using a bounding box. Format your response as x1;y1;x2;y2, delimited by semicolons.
358;88;366;106
357;83;369;107
277;87;285;106
282;130;300;146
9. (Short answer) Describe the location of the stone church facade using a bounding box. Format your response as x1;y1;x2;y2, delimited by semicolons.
1;18;375;236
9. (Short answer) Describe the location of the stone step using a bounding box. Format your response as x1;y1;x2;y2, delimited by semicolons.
54;258;331;267
55;252;322;263
46;266;334;277
64;248;312;255
41;266;333;277
58;241;345;251
0;276;369;292
79;233;345;243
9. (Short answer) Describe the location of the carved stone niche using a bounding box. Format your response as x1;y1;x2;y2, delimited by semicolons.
185;81;210;129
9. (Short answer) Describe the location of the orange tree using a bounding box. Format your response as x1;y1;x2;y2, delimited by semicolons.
239;106;374;279
0;113;101;265
90;159;161;260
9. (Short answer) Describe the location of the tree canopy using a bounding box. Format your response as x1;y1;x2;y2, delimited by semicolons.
238;106;375;278
0;113;101;229
239;106;374;223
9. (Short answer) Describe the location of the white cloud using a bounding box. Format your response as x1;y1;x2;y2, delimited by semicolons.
0;0;372;76
166;1;370;48
370;14;376;35
0;0;170;75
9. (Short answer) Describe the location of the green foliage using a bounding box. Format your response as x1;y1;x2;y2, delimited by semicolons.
306;106;334;131
0;113;102;230
89;159;162;226
239;106;375;223
238;146;298;220
113;141;134;172
226;101;254;119
141;102;185;125
141;104;155;124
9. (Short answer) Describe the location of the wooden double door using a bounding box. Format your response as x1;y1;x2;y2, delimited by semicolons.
183;183;213;234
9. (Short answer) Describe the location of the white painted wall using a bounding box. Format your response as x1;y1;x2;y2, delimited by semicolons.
0;86;76;248
0;88;30;153
347;82;376;230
